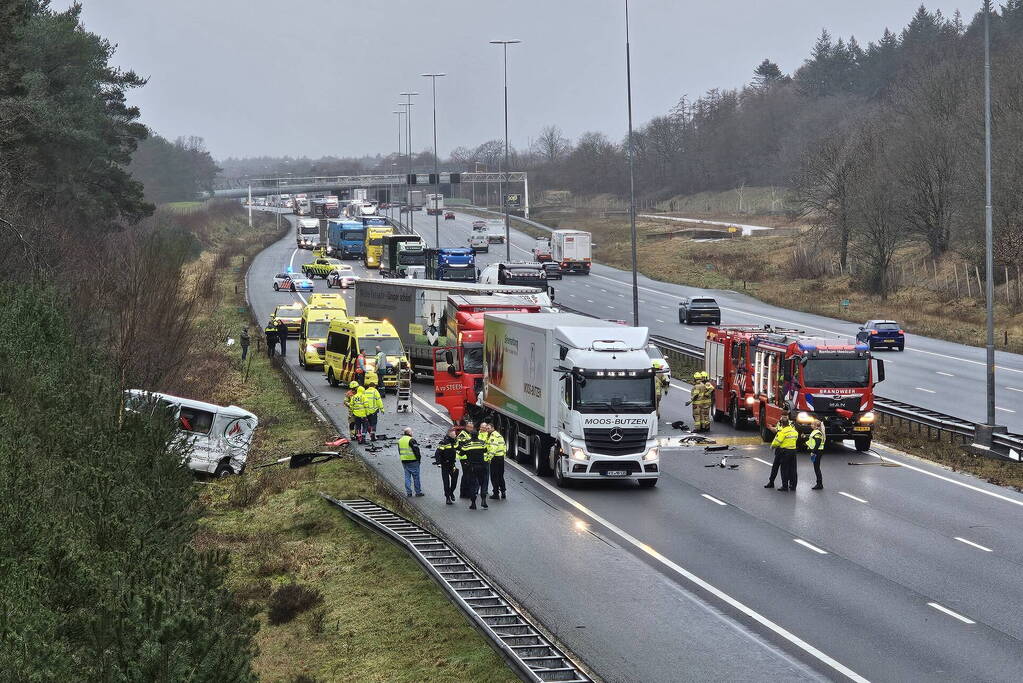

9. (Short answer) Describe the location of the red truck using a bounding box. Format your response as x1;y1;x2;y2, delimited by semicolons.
705;325;885;450
432;294;541;423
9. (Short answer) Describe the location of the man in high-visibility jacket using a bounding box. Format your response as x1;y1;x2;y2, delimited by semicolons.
343;386;357;434
652;359;670;419
806;420;826;490
435;427;460;504
769;416;800;491
349;382;368;443
362;377;384;441
479;422;507;500
397;427;424;497
458;429;491;510
455;420;476;499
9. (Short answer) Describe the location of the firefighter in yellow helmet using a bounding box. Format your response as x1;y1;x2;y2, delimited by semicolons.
348;381;368;443
652;359;670;419
686;371;712;432
362;375;385;441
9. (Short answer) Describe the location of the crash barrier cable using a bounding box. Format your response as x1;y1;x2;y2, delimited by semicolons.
321;495;593;683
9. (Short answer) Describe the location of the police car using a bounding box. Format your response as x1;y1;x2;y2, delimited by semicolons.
272;271;314;292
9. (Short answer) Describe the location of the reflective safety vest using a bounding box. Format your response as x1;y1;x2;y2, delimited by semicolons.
455;430;473;460
480;430;506;459
435;437;457;464
397;435;417;461
459;437;489;465
806;428;825;451
350;388;368;418
363;386;383;414
771;424;799;450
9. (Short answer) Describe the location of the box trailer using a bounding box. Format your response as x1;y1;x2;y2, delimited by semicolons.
550;229;592;274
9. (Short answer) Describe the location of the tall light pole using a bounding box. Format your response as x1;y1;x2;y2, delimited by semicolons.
982;0;998;432
400;92;419;233
393;109;404;211
422;73;446;248
490;39;520;260
625;0;640;327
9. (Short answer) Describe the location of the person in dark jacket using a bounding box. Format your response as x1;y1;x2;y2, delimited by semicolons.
275;319;289;355
435;427;460;504
807;420;826;490
459;432;490;510
240;327;250;360
264;322;278;358
455;420;476;499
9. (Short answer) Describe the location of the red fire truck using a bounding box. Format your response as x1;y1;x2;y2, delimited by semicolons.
433;295;541;423
705;325;885;450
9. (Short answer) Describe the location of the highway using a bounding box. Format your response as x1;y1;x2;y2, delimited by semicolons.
247;207;1023;682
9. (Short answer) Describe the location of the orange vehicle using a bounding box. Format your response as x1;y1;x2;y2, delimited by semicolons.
705;325;885;450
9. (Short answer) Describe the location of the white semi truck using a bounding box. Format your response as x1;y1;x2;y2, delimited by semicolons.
550;229;592;274
481;313;659;487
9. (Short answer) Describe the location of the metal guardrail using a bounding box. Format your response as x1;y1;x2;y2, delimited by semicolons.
647;334;1023;459
321;495;593;683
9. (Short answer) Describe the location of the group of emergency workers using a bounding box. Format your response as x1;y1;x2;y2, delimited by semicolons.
344;372;385;443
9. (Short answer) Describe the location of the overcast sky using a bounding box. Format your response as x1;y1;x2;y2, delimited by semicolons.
71;1;970;161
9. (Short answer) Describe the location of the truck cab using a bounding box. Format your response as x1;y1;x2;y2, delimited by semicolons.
364;225;395;268
380;234;426;278
425;248;477;282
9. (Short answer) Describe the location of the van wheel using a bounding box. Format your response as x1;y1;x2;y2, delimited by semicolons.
759;408;772;443
214;462;233;478
327;369;338;387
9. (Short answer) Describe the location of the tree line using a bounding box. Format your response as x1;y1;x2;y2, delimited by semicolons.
0;2;257;676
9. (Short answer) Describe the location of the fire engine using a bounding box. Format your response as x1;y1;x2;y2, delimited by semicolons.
704;325;885;451
433;295;541;423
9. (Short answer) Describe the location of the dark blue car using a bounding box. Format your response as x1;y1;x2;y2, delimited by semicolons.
856;319;905;351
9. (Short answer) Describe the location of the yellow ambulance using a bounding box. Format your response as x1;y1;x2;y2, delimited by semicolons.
324;316;405;393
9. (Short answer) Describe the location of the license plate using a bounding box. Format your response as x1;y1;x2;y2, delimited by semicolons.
603;470;628;476
853;426;870;432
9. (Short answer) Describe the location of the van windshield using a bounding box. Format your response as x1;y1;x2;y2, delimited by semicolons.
360;338;404;357
306;321;330;338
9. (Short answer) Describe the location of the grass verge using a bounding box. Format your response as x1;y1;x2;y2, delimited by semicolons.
181;206;517;682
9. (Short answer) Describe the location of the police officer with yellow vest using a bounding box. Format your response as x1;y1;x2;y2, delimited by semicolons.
348;382;368;443
459;429;491;510
479;422;507;500
435;427;460;504
362;376;384;441
769;416;800;491
455;420;475;499
397;427;425;497
806;420;826;490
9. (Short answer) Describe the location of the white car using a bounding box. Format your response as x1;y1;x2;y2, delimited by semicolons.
468;233;489;253
327;269;358;289
273;272;314;292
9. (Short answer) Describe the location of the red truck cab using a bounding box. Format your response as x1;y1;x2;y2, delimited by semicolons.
705;325;884;450
432;295;541;423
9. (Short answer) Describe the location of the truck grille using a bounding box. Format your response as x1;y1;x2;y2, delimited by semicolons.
806;395;861;414
583;427;648;456
589;461;641;474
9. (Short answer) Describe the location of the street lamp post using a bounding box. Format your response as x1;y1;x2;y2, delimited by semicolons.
625;0;639;327
422;73;446;248
490;39;520;261
982;1;999;433
400;92;419;234
393;109;404;216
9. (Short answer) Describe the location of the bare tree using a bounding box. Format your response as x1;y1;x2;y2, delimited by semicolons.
532;125;571;164
794;129;860;269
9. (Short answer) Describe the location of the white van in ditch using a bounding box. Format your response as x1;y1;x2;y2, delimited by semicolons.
125;390;258;477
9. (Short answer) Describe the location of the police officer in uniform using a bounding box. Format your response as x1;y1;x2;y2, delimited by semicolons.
479;422;507;499
455;420;476;499
397;427;424;497
807;419;826;490
770;416;800;491
435;428;460;504
264;321;278;358
459;431;491;510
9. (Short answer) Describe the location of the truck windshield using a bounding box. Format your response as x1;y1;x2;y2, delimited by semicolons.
574;377;653;413
368;237;385;246
360;338;404;357
306;321;330;338
463;346;484;374
802;358;869;388
399;252;425;265
301;227;319;235
340;230;364;241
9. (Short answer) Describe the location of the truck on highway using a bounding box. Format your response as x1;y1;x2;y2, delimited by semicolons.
363;225;395;269
425;247;477;282
550;229;592;274
425;193;444;215
532;237;552;262
293;194;311;216
296;218;321;249
380;234;426;278
478;262;548;288
327;220;365;260
354;280;544;375
407;189;425;210
705;325;885;450
464;313;659;487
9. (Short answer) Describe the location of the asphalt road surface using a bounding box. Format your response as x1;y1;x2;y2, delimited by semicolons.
246;207;1023;682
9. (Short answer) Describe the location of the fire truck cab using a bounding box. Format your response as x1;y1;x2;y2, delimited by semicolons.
705;325;884;451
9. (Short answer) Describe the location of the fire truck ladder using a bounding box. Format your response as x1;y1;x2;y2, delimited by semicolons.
321;495;592;683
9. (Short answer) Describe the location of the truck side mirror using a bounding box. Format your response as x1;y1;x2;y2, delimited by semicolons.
444;350;454;366
547;286;555;301
875;358;885;384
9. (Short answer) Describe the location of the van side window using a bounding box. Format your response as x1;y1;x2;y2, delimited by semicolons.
326;331;348;355
178;407;214;435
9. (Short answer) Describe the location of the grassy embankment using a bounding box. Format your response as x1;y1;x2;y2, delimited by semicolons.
178;203;516;682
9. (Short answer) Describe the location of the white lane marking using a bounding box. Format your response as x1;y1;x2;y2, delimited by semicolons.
871;452;1023;508
607;305;615;309
936;371;954;377
415;393;868;682
996;406;1016;413
586;299;595;303
794;539;828;555
587;270;1023;373
927;602;976;624
1007;387;1023;393
599;288;607;293
838;491;869;504
568;293;577;297
753;457;772;466
701;493;727;506
954;537;993;552
656;319;666;323
669;382;692;393
915;387;936;394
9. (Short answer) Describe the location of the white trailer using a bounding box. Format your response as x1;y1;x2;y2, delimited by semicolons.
482;313;658;487
550;229;592;274
426;193;444;215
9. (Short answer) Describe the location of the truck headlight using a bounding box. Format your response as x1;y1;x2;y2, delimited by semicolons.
745;396;755;406
859;411;875;423
643;447;659;461
796;411;813;423
569;447;588;461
